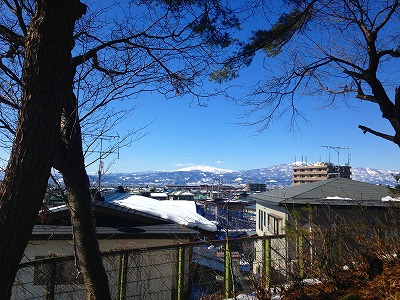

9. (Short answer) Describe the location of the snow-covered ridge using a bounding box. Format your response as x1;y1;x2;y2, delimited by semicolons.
174;165;235;173
87;164;399;187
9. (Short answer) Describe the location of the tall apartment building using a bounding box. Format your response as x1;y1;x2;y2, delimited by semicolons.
292;162;351;186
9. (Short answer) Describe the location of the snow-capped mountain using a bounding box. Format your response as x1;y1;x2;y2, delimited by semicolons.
95;164;399;187
174;165;234;173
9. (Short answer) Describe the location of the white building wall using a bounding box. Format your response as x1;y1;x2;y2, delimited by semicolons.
255;203;287;236
254;203;288;278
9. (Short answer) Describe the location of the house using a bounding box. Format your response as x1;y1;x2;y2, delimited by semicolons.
31;192;217;261
17;192;217;299
168;190;195;201
21;222;199;300
150;192;168;200
25;223;199;263
248;178;399;277
250;178;395;236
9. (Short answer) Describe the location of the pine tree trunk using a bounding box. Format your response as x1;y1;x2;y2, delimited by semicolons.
0;1;86;298
54;92;111;300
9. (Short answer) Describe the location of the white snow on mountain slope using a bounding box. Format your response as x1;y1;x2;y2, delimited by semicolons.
85;164;399;187
174;165;235;173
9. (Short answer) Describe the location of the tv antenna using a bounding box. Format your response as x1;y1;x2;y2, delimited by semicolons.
98;134;120;191
83;133;120;191
321;145;350;166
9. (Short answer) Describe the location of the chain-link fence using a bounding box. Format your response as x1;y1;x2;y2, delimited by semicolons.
12;235;289;300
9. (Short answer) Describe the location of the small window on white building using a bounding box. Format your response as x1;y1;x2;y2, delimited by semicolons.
263;211;266;228
267;214;283;235
258;209;263;230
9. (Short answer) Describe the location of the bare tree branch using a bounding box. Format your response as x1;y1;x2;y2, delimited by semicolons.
358;125;395;143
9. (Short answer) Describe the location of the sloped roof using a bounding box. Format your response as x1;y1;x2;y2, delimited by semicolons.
169;190;195;196
113;195;217;232
31;224;199;240
39;199;173;226
40;194;217;233
251;178;393;207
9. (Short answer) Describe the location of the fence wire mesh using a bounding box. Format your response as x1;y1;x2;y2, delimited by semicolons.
12;235;291;300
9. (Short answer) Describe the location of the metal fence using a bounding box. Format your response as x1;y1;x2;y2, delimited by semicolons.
12;235;288;300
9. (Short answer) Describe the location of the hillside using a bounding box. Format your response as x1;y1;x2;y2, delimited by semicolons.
95;164;399;187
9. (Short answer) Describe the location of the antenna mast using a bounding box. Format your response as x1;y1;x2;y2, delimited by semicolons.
86;134;120;191
321;145;350;166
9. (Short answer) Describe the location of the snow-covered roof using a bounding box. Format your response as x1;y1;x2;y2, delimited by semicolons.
112;195;217;232
325;196;353;201
382;196;400;202
150;192;168;197
169;190;194;196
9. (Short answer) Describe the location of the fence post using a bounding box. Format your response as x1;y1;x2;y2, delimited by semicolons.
118;253;128;300
263;236;271;290
298;235;304;278
337;233;343;265
177;246;184;300
45;260;56;300
224;239;230;299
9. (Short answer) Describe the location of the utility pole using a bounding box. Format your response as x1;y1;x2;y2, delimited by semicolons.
84;134;120;192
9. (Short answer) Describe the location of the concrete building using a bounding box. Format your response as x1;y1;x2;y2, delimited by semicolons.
292;162;351;186
245;183;267;192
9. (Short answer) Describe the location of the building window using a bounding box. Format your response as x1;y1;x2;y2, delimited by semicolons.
267;214;283;235
263;211;266;228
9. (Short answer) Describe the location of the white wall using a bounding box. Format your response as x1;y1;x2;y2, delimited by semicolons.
256;203;287;236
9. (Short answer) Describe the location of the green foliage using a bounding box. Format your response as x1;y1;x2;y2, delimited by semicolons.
240;2;313;62
209;65;238;83
210;1;314;82
140;0;240;48
240;8;308;62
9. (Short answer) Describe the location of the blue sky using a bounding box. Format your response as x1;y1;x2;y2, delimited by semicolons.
88;72;400;174
83;1;400;174
0;1;397;177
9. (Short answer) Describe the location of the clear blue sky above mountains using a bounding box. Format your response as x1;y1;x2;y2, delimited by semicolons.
84;1;399;174
93;78;400;173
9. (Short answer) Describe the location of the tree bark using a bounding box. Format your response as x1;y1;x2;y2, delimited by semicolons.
0;0;85;298
54;91;111;299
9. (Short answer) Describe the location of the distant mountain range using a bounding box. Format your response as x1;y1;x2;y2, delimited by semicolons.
94;164;399;187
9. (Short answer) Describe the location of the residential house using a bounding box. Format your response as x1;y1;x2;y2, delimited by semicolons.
150;192;168;200
248;178;399;277
168;190;195;201
16;192;217;300
251;178;395;236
